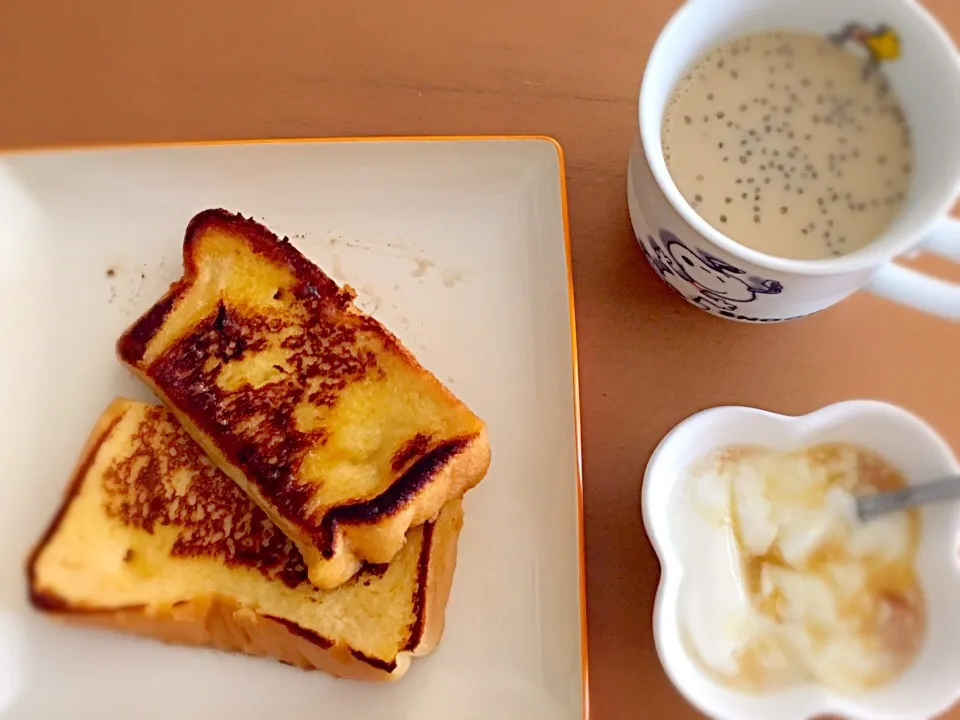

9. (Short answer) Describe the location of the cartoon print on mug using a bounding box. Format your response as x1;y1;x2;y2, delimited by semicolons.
642;229;783;312
829;21;902;79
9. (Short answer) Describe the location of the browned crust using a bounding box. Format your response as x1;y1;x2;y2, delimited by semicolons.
115;293;179;365
114;209;490;587
404;520;435;651
43;595;407;681
117;209;345;364
25;398;128;609
406;500;462;656
332;443;467;535
183;209;343;302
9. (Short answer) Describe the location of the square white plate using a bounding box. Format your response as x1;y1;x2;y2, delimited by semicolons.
0;137;586;719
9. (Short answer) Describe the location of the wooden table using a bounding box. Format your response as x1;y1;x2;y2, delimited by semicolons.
3;1;959;717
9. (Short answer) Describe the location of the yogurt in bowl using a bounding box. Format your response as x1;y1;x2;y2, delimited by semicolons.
642;400;960;720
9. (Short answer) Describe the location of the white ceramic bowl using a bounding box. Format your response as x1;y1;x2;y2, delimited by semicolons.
642;400;960;720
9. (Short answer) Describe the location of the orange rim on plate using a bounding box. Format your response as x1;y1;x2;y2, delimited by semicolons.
2;134;588;719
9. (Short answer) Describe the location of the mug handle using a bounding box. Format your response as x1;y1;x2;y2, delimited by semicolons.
867;216;960;320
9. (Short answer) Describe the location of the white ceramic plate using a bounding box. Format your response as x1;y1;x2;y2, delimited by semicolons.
643;400;960;720
0;137;586;720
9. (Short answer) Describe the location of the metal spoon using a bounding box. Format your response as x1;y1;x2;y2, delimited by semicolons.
856;475;960;522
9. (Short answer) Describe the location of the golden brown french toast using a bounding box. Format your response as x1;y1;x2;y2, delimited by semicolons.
27;399;464;681
116;209;490;589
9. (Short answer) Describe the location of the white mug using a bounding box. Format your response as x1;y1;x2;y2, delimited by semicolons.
627;0;960;323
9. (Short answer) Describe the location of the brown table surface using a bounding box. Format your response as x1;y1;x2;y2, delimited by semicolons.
3;1;960;717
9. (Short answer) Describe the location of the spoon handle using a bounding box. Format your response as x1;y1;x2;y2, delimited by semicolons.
856;476;960;522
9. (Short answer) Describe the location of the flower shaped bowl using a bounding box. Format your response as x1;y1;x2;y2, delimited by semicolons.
642;400;960;720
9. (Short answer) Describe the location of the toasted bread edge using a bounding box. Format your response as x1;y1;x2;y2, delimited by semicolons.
25;397;130;611
116;208;346;366
408;496;464;658
338;428;490;566
39;595;409;681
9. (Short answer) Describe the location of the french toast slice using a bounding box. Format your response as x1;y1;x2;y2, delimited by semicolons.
27;399;464;681
116;209;490;589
